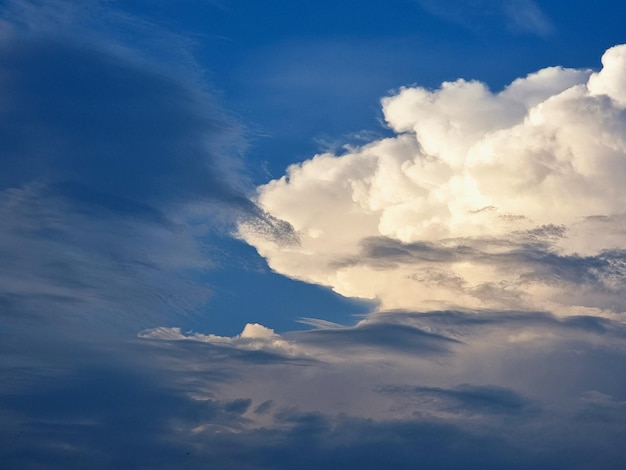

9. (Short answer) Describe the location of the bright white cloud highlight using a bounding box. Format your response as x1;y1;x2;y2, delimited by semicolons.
240;45;626;316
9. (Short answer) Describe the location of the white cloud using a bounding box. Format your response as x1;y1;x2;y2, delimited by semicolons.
240;45;626;316
139;323;302;356
588;45;626;105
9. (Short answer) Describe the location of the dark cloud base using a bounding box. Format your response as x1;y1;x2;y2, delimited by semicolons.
2;379;624;469
4;309;626;468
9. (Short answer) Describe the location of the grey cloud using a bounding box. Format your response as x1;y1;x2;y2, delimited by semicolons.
5;400;624;469
273;408;332;435
0;365;256;470
140;334;314;367
3;3;626;469
516;224;567;242
254;400;274;415
7;307;626;469
0;36;243;208
0;185;212;330
342;235;626;313
360;237;460;264
573;392;626;425
239;208;301;246
361;309;626;340
296;321;460;356
296;317;344;329
0;7;287;330
224;398;252;414
380;383;534;416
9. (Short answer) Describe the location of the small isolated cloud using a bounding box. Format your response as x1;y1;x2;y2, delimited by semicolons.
240;45;626;318
415;0;554;36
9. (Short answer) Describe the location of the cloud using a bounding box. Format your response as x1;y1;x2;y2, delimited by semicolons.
0;6;250;210
138;323;304;357
138;308;626;415
109;310;626;467
6;303;626;467
415;0;554;36
0;0;299;332
240;45;626;318
139;311;463;364
379;383;535;420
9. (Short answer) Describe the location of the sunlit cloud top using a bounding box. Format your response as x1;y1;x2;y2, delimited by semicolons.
241;45;626;317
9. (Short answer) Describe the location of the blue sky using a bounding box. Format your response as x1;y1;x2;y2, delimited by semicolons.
2;1;626;468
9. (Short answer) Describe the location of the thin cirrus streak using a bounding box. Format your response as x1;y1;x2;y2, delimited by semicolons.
415;0;554;36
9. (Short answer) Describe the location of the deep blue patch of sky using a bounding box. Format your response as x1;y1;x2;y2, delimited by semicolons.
186;236;376;336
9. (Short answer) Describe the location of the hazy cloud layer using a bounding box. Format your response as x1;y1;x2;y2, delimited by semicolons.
115;311;626;467
241;45;626;317
0;0;286;331
11;309;624;467
12;301;614;468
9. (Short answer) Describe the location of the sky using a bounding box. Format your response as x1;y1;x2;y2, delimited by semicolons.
2;0;626;468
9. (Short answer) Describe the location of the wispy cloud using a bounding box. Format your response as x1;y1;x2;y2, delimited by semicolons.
128;310;626;467
415;0;554;36
0;0;297;333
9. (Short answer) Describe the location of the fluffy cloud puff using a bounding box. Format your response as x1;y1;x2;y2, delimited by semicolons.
240;45;626;317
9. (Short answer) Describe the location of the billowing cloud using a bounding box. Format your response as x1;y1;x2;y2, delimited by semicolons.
138;323;303;357
240;45;626;317
7;303;626;467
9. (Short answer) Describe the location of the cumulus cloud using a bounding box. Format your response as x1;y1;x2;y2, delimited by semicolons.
139;308;626;417
0;2;279;463
139;314;460;363
240;45;626;317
